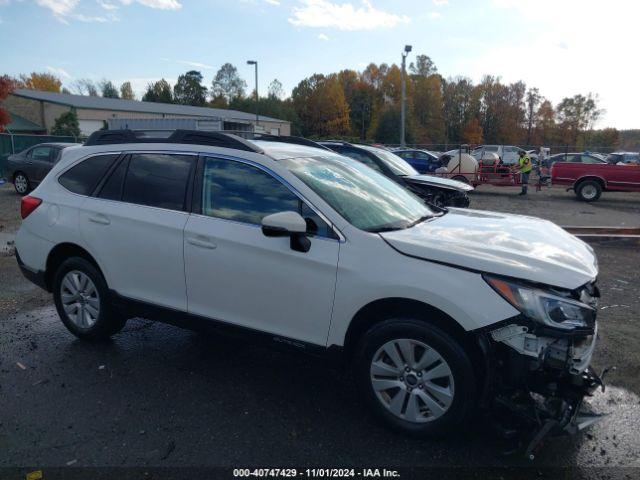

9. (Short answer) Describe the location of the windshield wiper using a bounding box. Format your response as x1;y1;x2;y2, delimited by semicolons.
369;214;433;233
406;214;434;228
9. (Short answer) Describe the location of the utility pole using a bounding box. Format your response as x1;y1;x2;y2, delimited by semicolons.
247;60;259;128
400;45;412;147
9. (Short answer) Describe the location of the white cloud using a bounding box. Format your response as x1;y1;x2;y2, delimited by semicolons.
46;66;72;79
35;0;180;22
317;33;329;40
97;0;119;10
264;0;280;5
427;11;441;19
36;0;79;17
177;60;214;70
120;0;181;10
288;0;409;31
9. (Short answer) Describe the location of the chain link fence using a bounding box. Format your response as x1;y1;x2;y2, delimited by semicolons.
0;133;79;179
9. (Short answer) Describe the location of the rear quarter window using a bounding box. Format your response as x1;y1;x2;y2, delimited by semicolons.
58;154;119;195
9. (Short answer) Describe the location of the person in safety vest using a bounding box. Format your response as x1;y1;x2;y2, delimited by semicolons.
517;150;533;195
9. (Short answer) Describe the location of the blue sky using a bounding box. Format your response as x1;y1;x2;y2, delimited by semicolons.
0;0;637;128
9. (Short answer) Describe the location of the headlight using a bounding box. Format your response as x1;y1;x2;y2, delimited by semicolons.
484;275;596;331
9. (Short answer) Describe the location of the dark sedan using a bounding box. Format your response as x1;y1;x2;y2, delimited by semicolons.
393;148;441;173
7;142;79;194
319;141;473;208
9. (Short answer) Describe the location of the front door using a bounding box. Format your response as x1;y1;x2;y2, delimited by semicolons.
184;156;340;346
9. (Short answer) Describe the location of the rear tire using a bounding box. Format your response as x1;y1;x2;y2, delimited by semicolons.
52;257;126;340
13;172;30;195
451;175;470;185
575;180;602;202
353;318;476;438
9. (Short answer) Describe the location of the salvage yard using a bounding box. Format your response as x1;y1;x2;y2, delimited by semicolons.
1;182;639;471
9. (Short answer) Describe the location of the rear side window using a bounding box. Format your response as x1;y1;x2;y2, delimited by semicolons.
98;157;128;201
58;154;118;195
122;153;193;211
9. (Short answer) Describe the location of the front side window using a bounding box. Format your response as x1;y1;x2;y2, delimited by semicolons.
58;154;119;196
30;146;54;161
338;149;384;173
358;145;418;177
122;153;193;211
201;157;335;238
281;154;433;232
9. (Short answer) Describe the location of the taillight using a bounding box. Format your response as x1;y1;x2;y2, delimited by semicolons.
21;196;42;219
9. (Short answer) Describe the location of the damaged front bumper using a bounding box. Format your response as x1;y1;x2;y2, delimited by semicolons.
483;320;607;459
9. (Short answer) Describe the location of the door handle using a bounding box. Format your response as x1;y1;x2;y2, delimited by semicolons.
88;214;110;225
186;236;217;250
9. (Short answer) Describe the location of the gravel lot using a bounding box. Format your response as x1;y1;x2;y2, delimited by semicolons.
1;182;639;475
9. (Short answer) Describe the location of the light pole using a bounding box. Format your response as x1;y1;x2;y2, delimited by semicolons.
400;45;412;147
247;60;259;129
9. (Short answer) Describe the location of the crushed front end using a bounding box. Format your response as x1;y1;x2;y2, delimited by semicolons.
479;276;608;459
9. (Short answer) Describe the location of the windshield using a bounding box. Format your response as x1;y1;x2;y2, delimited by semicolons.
280;155;434;232
357;145;418;176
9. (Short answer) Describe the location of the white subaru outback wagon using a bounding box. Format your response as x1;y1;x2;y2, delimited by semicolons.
16;130;603;445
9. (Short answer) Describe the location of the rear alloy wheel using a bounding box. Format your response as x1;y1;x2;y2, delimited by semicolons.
354;319;476;437
53;257;126;340
14;172;30;195
576;180;602;202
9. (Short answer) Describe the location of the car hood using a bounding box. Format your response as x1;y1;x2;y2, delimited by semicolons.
380;209;597;290
405;174;474;192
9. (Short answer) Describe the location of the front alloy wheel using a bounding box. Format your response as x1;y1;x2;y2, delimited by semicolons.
354;319;476;437
370;339;455;423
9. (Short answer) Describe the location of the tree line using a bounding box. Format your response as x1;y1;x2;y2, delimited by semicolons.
0;58;630;149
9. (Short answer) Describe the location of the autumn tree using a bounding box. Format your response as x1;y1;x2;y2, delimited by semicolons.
267;79;284;99
51;110;80;137
292;74;350;137
524;87;541;145
461;118;483;144
211;63;246;103
409;54;437;77
409;54;445;143
99;80;119;98
20;72;62;92
142;79;173;103
120;82;135;100
556;93;602;145
534;99;556;145
173;70;207;106
72;79;98;96
442;77;478;143
0;75;16;131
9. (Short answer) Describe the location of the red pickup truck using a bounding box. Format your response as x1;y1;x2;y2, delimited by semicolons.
551;162;640;201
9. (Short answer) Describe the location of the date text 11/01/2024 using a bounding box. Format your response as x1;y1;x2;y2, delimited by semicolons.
232;469;400;478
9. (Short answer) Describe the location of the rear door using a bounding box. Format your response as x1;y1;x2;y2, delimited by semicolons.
80;152;196;310
183;155;340;345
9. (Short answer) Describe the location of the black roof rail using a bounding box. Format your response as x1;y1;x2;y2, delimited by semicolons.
252;133;333;151
84;129;263;153
318;140;355;147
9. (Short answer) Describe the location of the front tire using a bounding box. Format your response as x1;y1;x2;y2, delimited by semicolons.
13;172;30;195
354;319;476;438
52;257;126;340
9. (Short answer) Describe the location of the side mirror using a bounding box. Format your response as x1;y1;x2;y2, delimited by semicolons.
261;211;311;253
